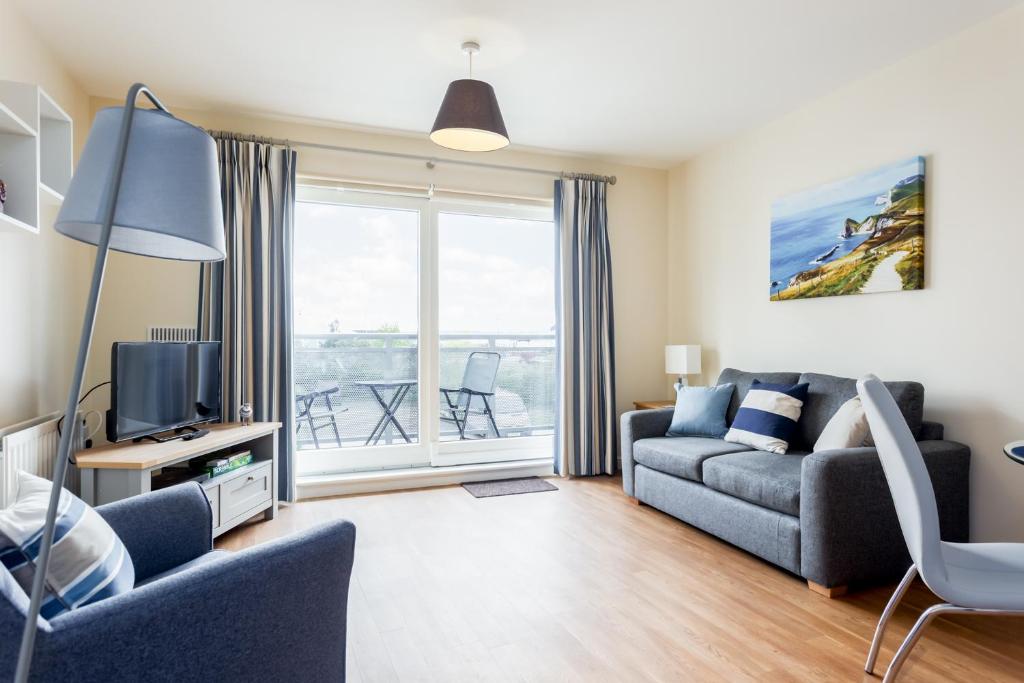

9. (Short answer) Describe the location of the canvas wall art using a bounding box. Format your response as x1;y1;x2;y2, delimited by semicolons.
770;156;925;300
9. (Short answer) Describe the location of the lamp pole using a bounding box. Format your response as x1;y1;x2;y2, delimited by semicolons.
14;84;171;683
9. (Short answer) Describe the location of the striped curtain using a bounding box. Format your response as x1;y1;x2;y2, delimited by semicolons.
554;178;617;476
199;136;298;502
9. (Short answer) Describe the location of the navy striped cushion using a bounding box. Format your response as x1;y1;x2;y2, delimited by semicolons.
0;471;134;618
724;380;809;454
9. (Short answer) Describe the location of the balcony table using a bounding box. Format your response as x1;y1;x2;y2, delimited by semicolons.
355;379;418;445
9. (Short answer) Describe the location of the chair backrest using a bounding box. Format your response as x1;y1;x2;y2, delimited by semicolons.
462;352;501;395
857;375;946;582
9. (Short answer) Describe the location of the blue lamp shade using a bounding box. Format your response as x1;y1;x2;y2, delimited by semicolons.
56;107;226;261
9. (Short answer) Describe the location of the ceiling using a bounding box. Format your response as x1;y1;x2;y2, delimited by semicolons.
14;0;1021;167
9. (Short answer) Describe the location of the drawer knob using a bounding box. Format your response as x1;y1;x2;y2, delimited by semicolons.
246;475;255;482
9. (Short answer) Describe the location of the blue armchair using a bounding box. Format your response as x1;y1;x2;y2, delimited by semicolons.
0;483;356;682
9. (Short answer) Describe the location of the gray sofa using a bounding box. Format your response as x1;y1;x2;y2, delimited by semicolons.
621;369;970;595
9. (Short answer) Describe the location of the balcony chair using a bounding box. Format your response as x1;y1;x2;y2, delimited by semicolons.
441;351;502;440
858;374;1024;682
296;384;347;448
0;483;356;681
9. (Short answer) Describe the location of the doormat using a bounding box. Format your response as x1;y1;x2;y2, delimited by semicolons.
461;477;558;498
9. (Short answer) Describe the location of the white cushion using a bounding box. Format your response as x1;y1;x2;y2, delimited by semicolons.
814;397;870;452
0;471;134;619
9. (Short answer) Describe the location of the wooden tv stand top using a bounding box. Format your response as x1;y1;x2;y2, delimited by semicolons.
76;422;281;470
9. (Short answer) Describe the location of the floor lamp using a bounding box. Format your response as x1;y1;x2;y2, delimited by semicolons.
14;83;225;682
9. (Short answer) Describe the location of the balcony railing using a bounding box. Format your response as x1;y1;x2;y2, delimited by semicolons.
294;332;556;449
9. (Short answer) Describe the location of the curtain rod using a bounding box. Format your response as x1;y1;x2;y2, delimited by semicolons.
299;173;553;204
206;130;617;185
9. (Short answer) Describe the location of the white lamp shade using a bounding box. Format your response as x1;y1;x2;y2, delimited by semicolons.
665;345;701;375
56;106;225;261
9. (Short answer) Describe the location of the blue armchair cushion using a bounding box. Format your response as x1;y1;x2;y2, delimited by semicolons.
0;471;134;618
96;482;212;583
666;384;735;438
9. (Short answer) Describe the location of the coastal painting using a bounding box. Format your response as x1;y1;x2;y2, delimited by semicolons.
770;156;925;300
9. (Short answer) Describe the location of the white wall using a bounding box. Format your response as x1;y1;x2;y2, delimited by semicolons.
667;5;1024;541
85;102;669;428
0;0;91;427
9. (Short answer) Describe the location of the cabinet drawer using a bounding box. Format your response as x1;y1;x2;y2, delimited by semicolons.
204;484;221;529
221;461;272;521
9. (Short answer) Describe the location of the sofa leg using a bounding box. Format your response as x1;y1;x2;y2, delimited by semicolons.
628;496;644;506
807;580;848;598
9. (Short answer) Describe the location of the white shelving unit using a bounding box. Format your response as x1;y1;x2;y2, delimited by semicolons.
0;81;73;234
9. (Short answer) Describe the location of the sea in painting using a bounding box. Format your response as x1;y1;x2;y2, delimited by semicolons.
770;156;925;300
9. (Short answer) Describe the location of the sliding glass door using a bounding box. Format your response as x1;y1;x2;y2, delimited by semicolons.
293;187;555;475
293;191;429;473
432;204;557;466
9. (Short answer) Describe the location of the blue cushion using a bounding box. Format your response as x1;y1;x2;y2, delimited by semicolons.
724;380;809;454
666;384;735;438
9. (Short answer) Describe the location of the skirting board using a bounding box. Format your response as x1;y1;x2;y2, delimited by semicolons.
296;459;555;500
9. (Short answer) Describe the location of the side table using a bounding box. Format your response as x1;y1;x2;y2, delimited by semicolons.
633;400;675;410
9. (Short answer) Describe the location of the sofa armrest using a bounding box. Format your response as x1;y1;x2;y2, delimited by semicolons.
800;441;970;588
918;420;944;441
620;408;674;496
34;520;356;682
95;482;212;584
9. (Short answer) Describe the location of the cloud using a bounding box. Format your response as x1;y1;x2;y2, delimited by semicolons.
294;202;556;337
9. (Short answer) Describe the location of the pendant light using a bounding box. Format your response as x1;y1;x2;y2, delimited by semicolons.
430;41;510;152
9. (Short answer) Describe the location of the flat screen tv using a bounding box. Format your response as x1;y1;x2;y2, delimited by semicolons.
107;341;222;442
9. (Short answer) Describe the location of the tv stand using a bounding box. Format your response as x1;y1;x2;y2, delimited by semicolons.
132;424;210;444
76;422;281;538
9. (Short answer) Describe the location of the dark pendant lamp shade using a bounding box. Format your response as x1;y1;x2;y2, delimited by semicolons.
430;79;510;152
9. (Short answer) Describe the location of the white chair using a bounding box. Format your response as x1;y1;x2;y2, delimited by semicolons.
858;374;1024;682
440;351;502;439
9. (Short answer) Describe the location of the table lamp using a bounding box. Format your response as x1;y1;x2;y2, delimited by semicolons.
15;83;225;682
665;345;701;391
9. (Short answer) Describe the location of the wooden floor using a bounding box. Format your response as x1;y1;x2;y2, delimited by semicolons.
217;476;1024;682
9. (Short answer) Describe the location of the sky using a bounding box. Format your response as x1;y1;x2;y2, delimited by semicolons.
771;156;924;219
293;200;556;336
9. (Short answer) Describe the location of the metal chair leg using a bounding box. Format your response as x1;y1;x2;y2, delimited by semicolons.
329;415;342;448
881;604;1024;682
882;603;949;682
866;565;917;673
453;392;467;440
310;419;320;449
455;411;467;440
482;395;501;438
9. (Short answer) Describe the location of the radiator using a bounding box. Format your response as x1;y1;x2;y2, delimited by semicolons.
147;326;198;342
0;412;78;507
